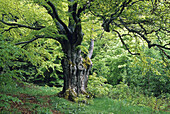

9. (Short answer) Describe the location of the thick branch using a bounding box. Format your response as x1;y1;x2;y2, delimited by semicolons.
68;1;78;32
77;5;86;17
0;20;45;30
69;1;79;23
43;0;71;35
88;39;94;59
15;37;39;47
164;43;170;47
150;43;170;50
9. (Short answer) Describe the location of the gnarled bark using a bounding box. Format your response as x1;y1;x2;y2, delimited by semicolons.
58;39;94;101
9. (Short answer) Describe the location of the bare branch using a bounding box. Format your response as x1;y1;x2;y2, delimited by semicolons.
162;28;170;33
88;39;94;59
89;8;105;19
164;43;170;47
99;31;104;40
138;23;147;35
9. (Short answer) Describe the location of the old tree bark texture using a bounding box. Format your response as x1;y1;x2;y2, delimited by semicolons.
59;39;94;100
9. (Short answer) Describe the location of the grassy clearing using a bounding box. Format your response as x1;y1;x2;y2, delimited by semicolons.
0;82;169;114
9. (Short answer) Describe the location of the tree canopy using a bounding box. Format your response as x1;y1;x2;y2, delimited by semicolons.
0;0;169;57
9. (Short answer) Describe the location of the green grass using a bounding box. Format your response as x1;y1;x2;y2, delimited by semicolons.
84;98;164;114
0;82;169;114
50;96;167;114
0;82;62;96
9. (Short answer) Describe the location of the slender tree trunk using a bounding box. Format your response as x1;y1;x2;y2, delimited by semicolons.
58;39;94;101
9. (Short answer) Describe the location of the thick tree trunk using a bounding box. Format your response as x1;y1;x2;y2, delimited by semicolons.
58;40;94;101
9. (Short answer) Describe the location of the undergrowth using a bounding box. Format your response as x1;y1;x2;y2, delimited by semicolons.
0;81;169;114
87;73;170;112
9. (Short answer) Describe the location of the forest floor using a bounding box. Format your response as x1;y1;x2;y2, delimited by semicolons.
0;82;169;114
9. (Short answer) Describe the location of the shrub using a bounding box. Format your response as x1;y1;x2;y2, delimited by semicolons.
87;73;113;98
0;34;63;87
109;83;170;111
124;48;170;97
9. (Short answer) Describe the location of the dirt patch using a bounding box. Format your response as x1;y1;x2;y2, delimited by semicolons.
1;93;61;114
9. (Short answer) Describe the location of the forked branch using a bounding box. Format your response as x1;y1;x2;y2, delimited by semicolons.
43;0;71;35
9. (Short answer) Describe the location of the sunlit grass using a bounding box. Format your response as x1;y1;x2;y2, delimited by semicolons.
0;81;62;96
0;82;168;114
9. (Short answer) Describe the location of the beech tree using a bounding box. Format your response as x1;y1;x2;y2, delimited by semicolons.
0;0;169;100
0;0;95;100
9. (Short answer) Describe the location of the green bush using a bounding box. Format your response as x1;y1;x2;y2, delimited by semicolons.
109;83;170;111
92;39;129;85
0;34;63;87
124;48;170;97
0;34;32;87
87;73;113;98
29;39;64;87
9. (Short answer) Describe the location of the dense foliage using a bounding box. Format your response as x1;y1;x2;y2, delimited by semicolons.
0;34;63;87
0;0;170;113
125;48;170;97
